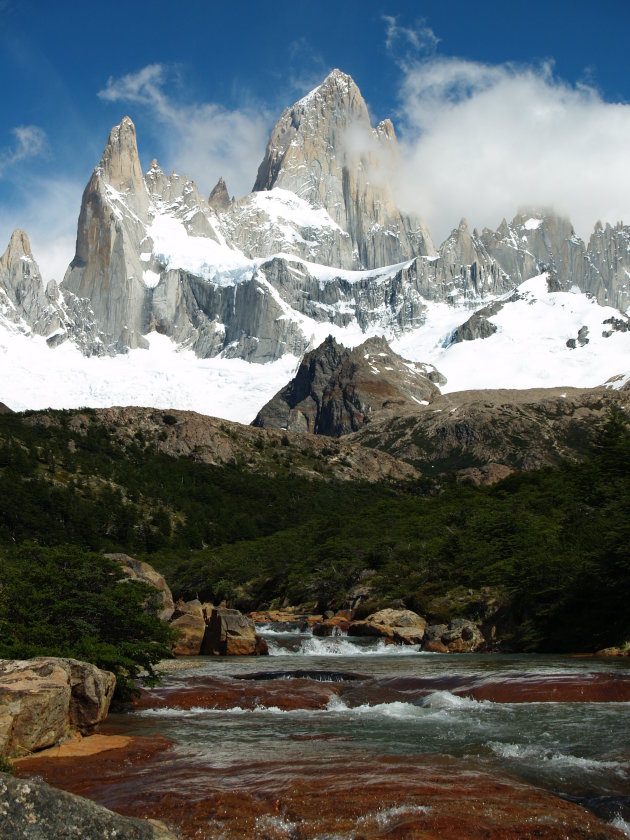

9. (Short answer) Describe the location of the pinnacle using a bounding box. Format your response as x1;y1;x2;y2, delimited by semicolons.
0;229;34;271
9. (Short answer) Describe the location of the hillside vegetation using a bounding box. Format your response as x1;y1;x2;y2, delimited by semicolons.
0;407;629;656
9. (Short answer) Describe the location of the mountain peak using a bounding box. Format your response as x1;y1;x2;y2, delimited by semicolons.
3;228;33;259
208;176;231;212
298;68;361;106
97;116;146;198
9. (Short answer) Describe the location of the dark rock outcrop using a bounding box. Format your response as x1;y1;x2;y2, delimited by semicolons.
208;176;231;212
253;335;440;436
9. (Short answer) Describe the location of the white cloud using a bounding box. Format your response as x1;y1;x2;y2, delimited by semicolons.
98;64;271;199
383;15;440;60
0;125;47;176
391;57;630;243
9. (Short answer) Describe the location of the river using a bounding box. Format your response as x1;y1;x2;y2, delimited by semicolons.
22;627;630;838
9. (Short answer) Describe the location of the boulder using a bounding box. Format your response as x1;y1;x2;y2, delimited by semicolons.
348;608;427;645
0;771;177;838
109;554;175;622
169;613;206;656
596;642;630;657
171;598;204;620
424;619;485;653
201;607;267;656
0;658;115;757
313;616;352;637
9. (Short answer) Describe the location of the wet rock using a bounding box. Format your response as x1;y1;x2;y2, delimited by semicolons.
597;642;630;657
109;554;175;622
312;616;351;637
424;619;485;652
201;607;267;656
169;612;207;656
348;608;427;645
0;771;177;839
0;658;114;757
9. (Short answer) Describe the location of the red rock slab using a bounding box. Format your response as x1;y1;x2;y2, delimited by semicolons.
458;672;630;704
17;751;626;839
133;675;342;711
343;672;630;706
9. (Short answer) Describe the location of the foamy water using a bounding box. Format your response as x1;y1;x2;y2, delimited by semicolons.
117;641;630;833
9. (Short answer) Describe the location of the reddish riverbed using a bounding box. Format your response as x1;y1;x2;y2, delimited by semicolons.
18;632;630;839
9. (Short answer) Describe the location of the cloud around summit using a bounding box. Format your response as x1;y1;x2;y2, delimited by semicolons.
389;53;630;242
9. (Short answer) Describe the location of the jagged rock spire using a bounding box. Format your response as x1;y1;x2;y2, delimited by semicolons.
97;116;147;202
252;69;434;269
208;177;231;212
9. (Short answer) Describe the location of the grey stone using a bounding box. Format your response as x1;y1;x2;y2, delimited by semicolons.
0;772;177;839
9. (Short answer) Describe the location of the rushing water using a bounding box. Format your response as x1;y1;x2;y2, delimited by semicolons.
28;626;630;838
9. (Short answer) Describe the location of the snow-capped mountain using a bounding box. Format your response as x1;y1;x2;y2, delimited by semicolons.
1;68;630;420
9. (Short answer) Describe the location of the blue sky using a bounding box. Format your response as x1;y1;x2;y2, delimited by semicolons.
2;0;630;279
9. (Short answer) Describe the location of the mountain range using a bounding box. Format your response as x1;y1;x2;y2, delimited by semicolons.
1;68;630;423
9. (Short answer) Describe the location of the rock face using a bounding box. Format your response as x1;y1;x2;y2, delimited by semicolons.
253;335;440;436
0;772;177;839
201;607;264;656
208;176;231;212
0;658;115;757
0;402;12;413
253;68;435;270
111;554;175;622
0;229;102;353
16;78;620;368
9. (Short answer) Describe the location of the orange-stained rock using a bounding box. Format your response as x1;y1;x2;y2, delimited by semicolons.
169;612;206;656
0;658;115;757
312;616;351;637
201;606;266;656
17;747;626;839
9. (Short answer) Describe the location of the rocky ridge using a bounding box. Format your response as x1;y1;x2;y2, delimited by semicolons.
253;334;440;435
354;385;630;478
3;71;629;370
24;405;421;483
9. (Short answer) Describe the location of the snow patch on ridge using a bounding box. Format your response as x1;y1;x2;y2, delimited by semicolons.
392;274;630;392
148;212;253;285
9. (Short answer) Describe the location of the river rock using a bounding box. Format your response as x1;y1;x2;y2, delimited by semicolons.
424;619;485;653
348;608;427;645
171;598;204;620
0;658;115;757
312;616;351;637
596;642;630;657
109;554;175;622
169;613;207;656
201;607;267;656
0;771;177;839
